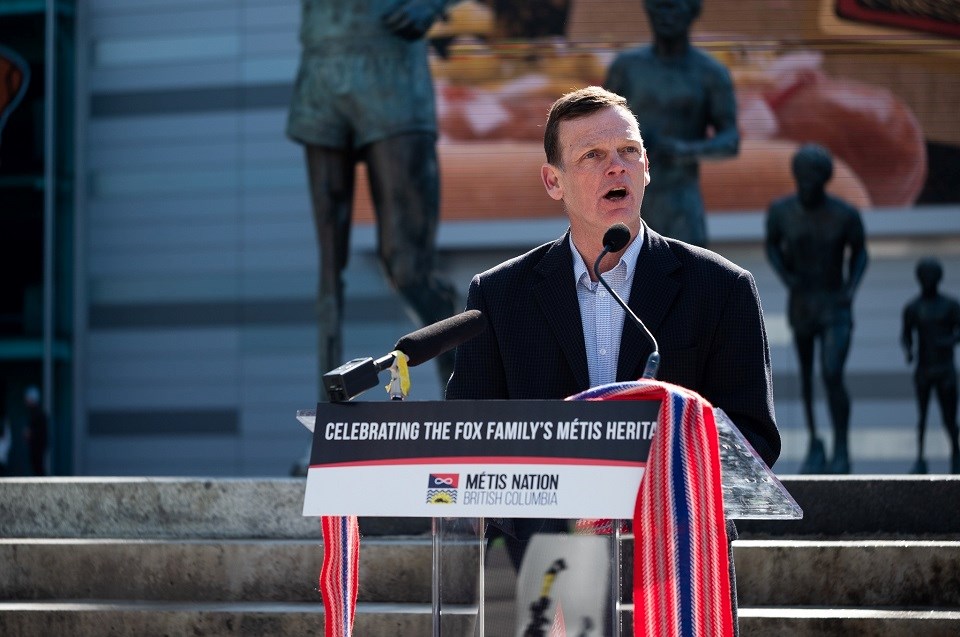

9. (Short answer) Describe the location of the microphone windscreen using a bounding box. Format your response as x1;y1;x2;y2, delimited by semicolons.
603;223;632;252
394;310;487;367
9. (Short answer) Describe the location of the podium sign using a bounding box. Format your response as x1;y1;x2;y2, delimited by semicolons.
302;399;659;519
299;400;802;520
297;400;803;519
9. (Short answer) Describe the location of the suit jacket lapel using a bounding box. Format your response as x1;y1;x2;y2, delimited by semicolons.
617;226;681;381
533;233;590;391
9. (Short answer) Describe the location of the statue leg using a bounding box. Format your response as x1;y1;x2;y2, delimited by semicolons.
934;374;959;473
794;332;825;473
305;144;356;397
821;322;853;474
364;132;459;388
911;374;932;474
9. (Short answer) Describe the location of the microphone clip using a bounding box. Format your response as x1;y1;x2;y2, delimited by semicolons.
385;351;411;400
323;354;395;402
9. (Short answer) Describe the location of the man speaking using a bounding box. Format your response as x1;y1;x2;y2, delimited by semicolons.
445;86;780;635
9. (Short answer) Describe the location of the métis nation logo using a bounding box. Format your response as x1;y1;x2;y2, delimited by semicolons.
426;473;459;504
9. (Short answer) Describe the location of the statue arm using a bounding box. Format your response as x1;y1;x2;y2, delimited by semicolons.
901;304;915;364
667;65;740;161
764;208;797;289
382;0;461;40
846;247;868;300
951;301;960;347
844;212;869;302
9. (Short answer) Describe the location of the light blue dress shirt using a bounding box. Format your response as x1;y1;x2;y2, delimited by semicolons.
570;227;645;388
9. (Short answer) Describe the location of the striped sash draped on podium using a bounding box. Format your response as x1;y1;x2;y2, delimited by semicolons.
571;380;734;637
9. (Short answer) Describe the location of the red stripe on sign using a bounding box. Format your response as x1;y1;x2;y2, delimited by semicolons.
311;456;646;469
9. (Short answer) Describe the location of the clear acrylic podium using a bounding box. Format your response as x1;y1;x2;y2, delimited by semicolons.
298;405;800;636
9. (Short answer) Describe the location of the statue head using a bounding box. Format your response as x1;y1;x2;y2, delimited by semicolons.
543;86;638;167
916;256;943;294
644;0;702;39
792;143;833;208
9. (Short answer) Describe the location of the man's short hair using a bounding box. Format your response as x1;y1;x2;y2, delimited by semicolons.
543;86;634;167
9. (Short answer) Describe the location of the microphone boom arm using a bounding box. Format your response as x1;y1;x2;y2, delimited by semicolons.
593;244;660;380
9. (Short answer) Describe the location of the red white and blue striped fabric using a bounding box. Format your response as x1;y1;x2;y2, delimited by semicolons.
569;379;734;637
319;514;359;637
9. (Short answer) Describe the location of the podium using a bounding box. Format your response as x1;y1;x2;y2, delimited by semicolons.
298;399;800;636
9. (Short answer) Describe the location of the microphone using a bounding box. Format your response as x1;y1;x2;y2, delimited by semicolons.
323;310;487;402
393;309;487;367
593;223;660;379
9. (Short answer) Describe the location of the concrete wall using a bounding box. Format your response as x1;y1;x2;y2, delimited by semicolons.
81;0;325;475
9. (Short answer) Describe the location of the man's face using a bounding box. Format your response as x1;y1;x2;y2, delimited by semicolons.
541;106;650;244
645;0;697;40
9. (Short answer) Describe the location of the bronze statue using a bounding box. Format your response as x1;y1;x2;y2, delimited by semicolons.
604;0;739;247
901;257;960;474
286;0;460;390
765;144;868;474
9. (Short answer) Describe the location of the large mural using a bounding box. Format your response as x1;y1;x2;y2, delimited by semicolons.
351;0;958;222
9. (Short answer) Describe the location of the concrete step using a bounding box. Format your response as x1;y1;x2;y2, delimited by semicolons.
738;608;960;637
0;538;479;604
0;478;428;539
10;602;956;637
620;608;960;637
0;601;478;637
736;476;960;538
734;540;960;607
3;476;958;540
615;538;960;609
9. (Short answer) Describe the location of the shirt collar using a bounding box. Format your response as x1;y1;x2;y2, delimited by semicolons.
570;223;645;285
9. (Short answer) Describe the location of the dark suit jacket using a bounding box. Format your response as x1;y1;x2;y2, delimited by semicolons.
446;225;781;468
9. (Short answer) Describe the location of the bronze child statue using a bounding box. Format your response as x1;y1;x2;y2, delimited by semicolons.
901;257;960;474
604;0;739;247
766;144;868;473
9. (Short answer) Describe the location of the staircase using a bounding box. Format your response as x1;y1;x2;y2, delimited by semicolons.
0;478;476;636
0;476;958;636
734;476;960;637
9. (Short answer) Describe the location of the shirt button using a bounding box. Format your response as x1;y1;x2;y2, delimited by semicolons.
599;348;607;355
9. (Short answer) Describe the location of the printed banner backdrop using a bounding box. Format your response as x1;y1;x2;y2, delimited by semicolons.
303;399;658;518
350;0;959;223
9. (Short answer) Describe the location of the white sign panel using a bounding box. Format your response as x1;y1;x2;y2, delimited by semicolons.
302;400;658;518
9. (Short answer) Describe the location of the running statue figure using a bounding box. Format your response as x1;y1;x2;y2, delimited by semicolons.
287;0;461;391
766;144;868;474
604;0;739;247
901;257;960;474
